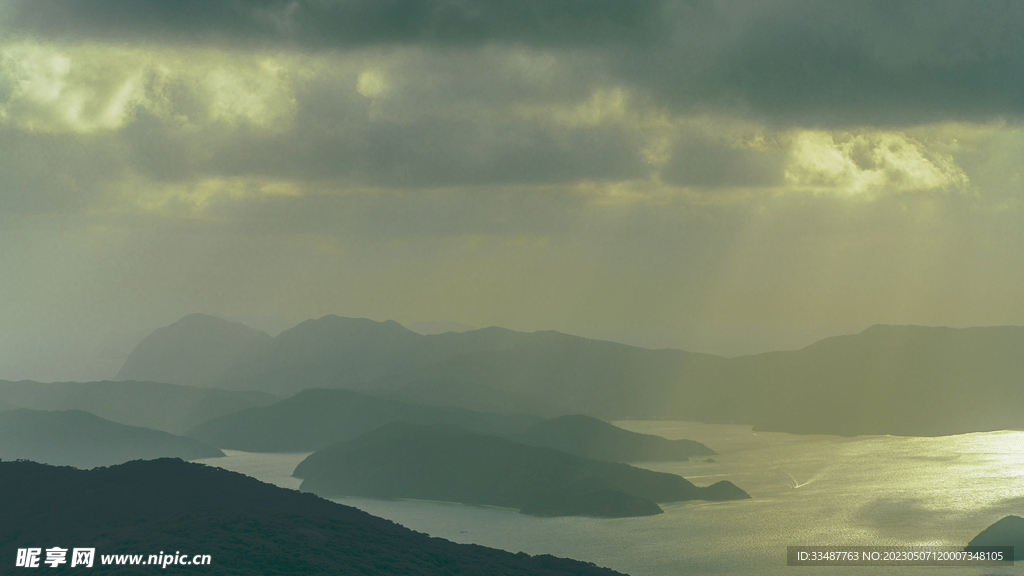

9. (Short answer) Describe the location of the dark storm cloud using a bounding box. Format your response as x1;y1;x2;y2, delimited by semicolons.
205;115;647;187
617;0;1024;127
115;68;648;189
4;0;669;48
120;108;195;182
7;1;1024;126
725;2;1024;126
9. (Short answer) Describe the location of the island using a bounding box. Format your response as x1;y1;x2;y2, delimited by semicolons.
294;422;749;518
515;414;716;462
967;515;1024;560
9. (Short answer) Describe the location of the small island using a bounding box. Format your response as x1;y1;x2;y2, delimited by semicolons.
967;515;1024;560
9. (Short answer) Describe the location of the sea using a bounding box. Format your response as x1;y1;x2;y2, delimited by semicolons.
196;421;1024;575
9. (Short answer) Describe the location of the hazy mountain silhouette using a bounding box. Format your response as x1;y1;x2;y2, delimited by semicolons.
117;313;273;386
0;379;278;434
294;422;749;517
223;318;572;395
124;314;1024;436
185;388;541;452
739;325;1024;435
408;324;1024;436
222;316;426;393
0;458;627;575
515;415;715;462
0;399;16;412
966;515;1024;560
124;314;724;408
220;314;295;336
405;319;477;335
380;379;571;417
403;333;733;420
387;324;1024;435
0;409;222;468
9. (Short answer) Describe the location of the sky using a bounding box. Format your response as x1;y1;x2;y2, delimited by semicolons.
1;0;1023;381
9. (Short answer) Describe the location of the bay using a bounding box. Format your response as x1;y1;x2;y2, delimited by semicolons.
197;421;1024;575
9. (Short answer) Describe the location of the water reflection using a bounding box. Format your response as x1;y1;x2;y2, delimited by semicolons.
197;423;1024;576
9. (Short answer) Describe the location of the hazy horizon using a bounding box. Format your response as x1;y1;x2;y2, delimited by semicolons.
5;310;1024;383
0;310;853;382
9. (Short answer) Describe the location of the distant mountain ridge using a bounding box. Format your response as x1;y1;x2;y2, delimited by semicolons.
185;388;542;452
379;379;571;417
405;320;476;335
122;315;1024;436
117;313;273;387
119;313;723;405
0;379;278;434
0;408;222;468
740;324;1024;435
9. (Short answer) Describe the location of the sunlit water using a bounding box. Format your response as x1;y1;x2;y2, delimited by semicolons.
196;422;1024;575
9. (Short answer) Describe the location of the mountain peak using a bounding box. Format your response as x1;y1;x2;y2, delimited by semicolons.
290;315;416;334
116;314;273;386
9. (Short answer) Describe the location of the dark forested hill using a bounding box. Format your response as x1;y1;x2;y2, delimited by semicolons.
0;458;628;576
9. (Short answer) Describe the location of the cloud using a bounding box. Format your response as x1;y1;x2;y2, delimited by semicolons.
0;42;142;133
618;1;1024;127
203;115;648;188
785;131;970;196
661;132;787;188
112;88;649;190
4;0;668;49
0;41;646;194
0;41;299;134
11;1;1024;127
7;1;1024;128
